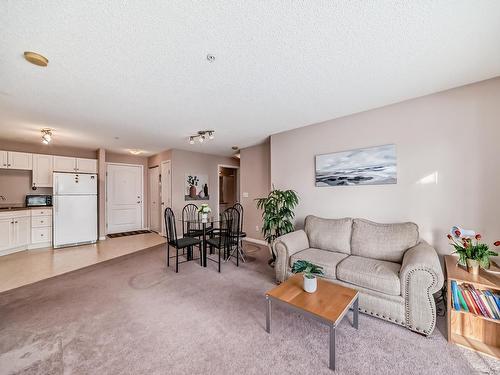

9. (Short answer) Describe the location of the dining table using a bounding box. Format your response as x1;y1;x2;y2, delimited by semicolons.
179;215;220;267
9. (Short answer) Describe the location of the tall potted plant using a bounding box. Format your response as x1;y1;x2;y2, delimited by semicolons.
256;187;299;266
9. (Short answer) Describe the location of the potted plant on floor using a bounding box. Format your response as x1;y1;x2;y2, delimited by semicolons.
256;187;299;266
291;260;324;293
447;230;499;275
198;204;211;223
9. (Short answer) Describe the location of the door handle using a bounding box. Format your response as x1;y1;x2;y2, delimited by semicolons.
137;201;141;204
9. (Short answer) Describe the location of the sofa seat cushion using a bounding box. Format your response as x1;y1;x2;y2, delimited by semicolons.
305;216;353;254
290;248;349;279
351;219;419;263
337;256;401;296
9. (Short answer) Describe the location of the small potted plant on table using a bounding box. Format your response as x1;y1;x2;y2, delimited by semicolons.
291;260;324;293
447;229;499;275
198;204;211;223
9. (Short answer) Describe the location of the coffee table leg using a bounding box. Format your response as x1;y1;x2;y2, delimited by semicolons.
329;325;336;370
266;296;271;333
353;297;359;329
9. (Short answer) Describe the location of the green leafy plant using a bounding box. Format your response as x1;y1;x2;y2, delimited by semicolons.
447;231;499;269
187;175;199;187
291;260;324;279
256;188;299;263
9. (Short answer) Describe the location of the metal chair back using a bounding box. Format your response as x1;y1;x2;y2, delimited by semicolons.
164;207;178;246
233;202;244;233
182;203;199;235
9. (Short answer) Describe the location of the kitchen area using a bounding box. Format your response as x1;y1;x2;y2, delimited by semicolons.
0;150;98;256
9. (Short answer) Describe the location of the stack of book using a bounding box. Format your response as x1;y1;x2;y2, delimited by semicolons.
451;280;500;320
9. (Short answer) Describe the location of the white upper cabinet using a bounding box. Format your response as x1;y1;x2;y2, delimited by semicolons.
76;158;97;173
0;151;32;170
53;156;76;172
53;156;97;173
32;154;54;188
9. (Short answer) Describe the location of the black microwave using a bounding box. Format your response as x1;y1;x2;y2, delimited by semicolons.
25;195;52;207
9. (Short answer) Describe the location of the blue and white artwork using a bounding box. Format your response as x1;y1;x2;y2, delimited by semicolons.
315;144;397;186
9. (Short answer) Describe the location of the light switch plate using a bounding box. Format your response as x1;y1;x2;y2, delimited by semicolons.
242;192;249;198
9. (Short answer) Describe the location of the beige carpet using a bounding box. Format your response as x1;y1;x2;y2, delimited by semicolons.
0;243;497;374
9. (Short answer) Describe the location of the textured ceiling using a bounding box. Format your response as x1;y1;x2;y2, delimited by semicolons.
1;1;499;156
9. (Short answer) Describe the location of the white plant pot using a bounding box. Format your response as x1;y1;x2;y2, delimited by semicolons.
303;274;317;293
201;213;208;223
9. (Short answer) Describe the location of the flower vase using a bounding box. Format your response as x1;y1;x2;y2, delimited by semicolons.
201;213;208;223
189;185;197;198
466;259;479;275
303;274;317;293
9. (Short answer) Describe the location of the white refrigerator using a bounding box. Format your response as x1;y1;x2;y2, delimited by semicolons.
53;172;98;248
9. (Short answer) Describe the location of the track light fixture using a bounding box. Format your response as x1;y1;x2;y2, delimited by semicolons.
188;130;215;144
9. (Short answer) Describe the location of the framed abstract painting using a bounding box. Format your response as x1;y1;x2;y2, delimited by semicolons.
315;144;397;186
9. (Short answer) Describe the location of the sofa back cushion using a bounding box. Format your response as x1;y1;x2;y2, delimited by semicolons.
304;215;353;254
351;219;419;263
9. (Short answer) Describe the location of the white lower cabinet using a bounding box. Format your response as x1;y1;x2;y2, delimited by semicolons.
0;211;31;255
0;208;53;255
29;208;52;249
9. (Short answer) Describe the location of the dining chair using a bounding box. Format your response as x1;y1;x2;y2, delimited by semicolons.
182;203;203;238
233;202;247;262
164;207;202;273
206;208;240;272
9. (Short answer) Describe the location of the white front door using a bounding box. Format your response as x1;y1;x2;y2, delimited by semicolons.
106;164;143;234
149;166;160;233
160;160;171;237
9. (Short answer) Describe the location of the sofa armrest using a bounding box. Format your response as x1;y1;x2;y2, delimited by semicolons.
273;230;309;283
400;241;444;335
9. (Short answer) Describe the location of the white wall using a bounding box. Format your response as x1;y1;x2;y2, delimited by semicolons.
271;77;500;255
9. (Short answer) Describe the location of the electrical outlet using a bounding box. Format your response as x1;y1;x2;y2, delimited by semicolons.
255;225;259;232
243;192;249;198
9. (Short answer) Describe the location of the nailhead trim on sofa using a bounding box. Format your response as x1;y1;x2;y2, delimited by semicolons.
403;267;438;336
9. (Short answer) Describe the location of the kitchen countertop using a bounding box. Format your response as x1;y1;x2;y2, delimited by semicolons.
0;204;52;211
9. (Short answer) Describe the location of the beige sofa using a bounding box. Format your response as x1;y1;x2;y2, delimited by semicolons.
273;216;444;335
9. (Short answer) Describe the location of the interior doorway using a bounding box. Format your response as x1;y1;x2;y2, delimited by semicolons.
149;166;161;233
218;166;239;214
106;163;144;234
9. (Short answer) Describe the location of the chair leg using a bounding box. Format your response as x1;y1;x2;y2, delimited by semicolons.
218;247;221;273
176;249;179;273
199;244;203;266
236;244;239;267
167;244;170;267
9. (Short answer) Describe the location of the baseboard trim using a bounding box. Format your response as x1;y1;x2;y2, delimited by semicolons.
99;236;106;241
243;237;269;247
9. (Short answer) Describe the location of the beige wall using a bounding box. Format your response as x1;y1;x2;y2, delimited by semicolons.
170;149;239;219
148;149;172;168
0;169;51;204
148;148;239;225
270;77;500;255
239;140;271;240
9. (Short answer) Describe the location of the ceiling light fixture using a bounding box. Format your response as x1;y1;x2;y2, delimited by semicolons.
24;51;49;67
129;149;143;155
188;130;215;145
41;128;52;144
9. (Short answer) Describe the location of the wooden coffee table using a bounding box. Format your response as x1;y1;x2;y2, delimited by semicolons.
265;274;359;371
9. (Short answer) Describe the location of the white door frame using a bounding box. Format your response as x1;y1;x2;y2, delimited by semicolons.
216;164;240;218
106;162;145;234
149;166;161;233
160;160;172;237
